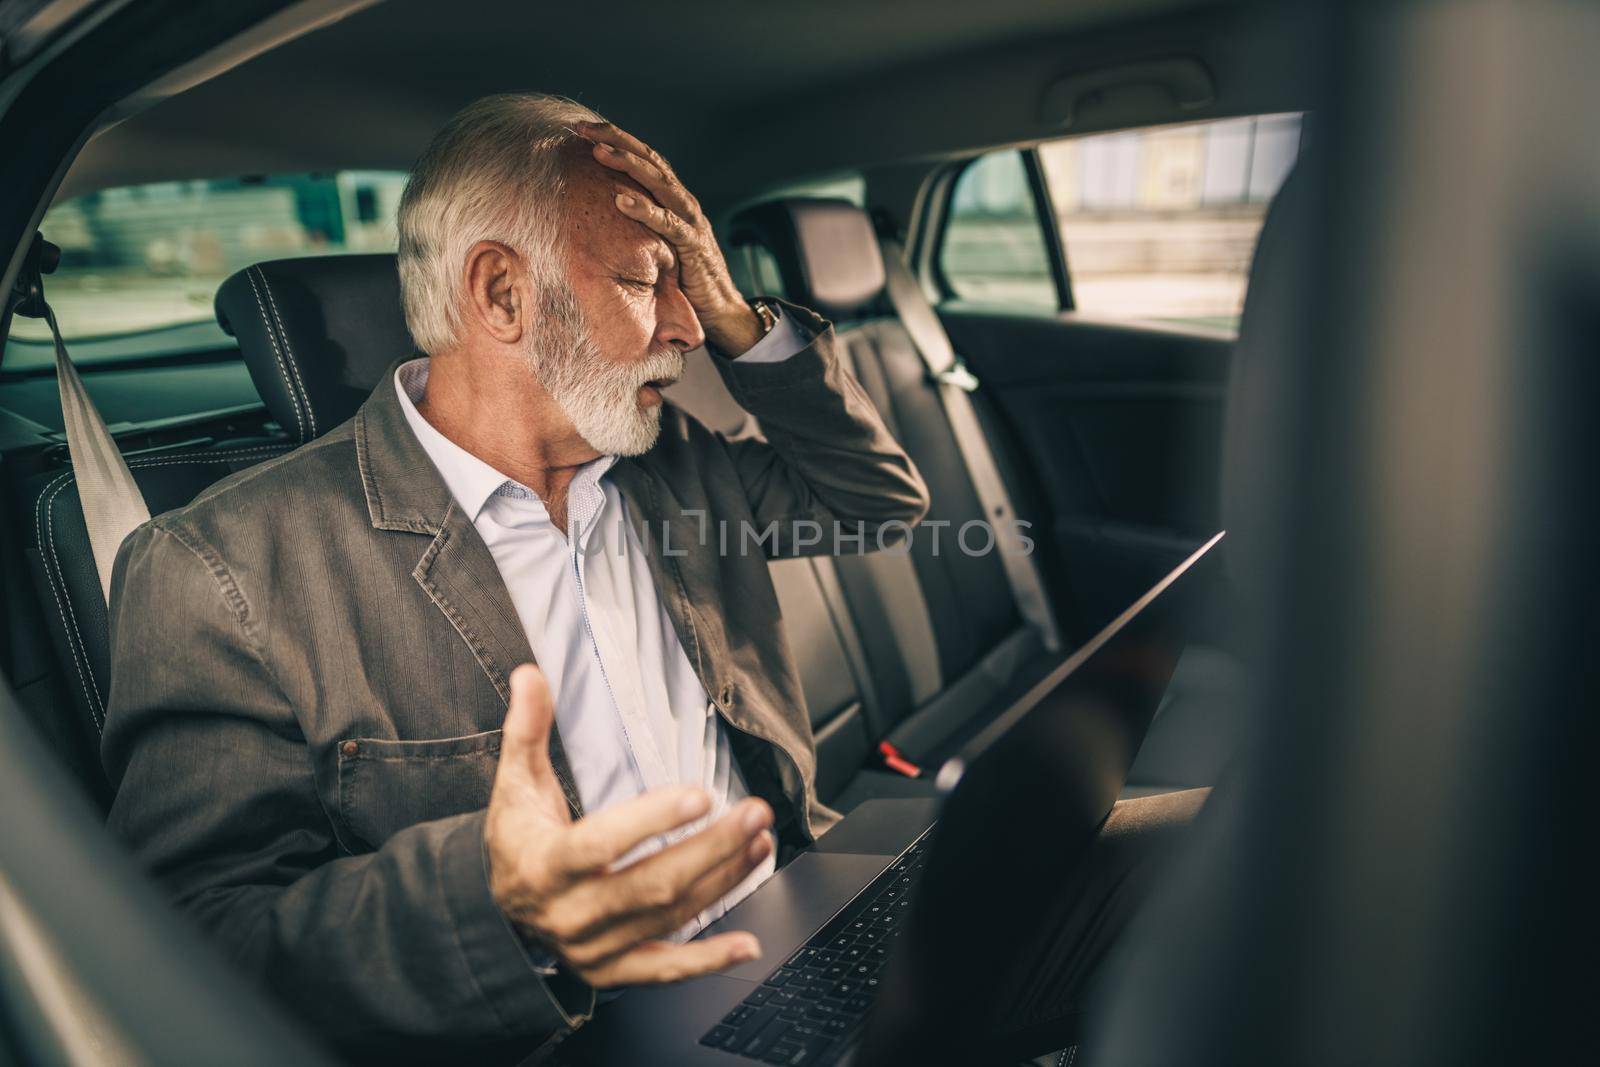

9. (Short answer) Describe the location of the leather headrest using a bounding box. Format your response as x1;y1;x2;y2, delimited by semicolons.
727;198;887;319
215;254;415;443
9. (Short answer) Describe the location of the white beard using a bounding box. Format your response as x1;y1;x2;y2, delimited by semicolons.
526;282;684;457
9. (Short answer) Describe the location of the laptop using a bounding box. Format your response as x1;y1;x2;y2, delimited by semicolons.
566;531;1225;1066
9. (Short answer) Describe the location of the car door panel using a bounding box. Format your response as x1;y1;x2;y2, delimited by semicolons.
940;305;1230;635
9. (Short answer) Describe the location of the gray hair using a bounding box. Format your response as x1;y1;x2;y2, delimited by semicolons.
396;93;605;354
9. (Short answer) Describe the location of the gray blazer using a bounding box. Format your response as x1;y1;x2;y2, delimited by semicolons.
101;303;928;1059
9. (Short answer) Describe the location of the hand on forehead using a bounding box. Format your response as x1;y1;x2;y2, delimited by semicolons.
561;145;676;273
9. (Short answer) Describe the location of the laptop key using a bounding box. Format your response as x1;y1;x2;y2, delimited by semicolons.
764;968;797;989
699;1024;738;1049
724;1005;754;1025
731;1005;780;1047
784;1038;837;1065
745;987;774;1006
742;1016;794;1058
787;947;820;969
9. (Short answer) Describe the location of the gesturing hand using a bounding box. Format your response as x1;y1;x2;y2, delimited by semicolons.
574;120;766;356
485;665;774;987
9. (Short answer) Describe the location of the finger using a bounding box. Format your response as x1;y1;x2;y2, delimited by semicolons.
561;828;773;963
605;798;772;916
591;143;698;218
551;784;711;878
544;800;769;949
614;192;697;249
574;120;679;181
584;932;762;989
496;664;557;789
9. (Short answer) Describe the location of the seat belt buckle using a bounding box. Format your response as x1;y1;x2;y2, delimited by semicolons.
877;741;923;779
934;360;980;393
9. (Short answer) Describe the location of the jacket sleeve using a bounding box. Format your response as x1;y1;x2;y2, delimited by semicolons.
101;519;592;1059
710;300;930;558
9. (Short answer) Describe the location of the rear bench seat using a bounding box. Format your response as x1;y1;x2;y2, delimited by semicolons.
717;201;1067;803
23;230;1222;818
718;198;1241;801
203;250;1035;813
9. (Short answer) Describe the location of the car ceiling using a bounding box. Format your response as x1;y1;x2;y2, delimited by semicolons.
57;0;1295;210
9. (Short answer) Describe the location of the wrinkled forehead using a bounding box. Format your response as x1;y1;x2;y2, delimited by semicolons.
558;143;676;275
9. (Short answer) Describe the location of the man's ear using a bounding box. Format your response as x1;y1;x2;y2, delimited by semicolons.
462;240;525;345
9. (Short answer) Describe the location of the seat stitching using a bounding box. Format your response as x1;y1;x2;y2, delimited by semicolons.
255;267;317;439
36;447;290;729
244;267;306;442
36;469;101;728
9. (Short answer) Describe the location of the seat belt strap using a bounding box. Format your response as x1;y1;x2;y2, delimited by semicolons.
879;238;1060;653
41;301;150;605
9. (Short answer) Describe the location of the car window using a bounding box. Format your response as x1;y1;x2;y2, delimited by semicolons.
8;172;408;357
938;150;1057;308
937;114;1305;333
1039;113;1303;332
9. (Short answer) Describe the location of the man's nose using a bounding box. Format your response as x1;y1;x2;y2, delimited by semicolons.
656;283;706;352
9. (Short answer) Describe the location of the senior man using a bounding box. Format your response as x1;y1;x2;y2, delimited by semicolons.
102;93;927;1060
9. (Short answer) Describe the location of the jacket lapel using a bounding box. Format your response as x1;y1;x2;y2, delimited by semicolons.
354;367;584;818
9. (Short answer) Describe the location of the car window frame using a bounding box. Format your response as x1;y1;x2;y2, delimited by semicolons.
1021;147;1074;311
929;148;1067;312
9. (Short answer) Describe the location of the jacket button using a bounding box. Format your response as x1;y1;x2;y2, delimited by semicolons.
339;740;359;757
718;683;735;708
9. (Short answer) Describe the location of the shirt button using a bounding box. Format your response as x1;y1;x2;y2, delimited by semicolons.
339;740;359;757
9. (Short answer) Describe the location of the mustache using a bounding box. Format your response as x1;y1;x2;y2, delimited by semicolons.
628;345;685;388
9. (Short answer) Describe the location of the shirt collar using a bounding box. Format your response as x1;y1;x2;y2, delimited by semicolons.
393;357;617;522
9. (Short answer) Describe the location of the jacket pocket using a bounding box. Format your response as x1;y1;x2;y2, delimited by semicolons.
336;729;502;850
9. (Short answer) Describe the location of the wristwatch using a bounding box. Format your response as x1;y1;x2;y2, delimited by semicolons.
748;297;779;336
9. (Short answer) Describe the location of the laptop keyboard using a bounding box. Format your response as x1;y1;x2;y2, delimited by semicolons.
698;831;931;1064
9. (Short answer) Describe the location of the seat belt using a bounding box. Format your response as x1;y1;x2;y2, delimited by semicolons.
12;235;150;605
878;237;1061;653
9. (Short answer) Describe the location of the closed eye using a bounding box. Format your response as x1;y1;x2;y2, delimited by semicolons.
618;276;655;292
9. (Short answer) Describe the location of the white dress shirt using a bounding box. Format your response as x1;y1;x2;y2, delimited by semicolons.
395;311;809;942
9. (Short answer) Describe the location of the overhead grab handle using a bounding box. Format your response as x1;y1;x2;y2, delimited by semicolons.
1037;57;1216;129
